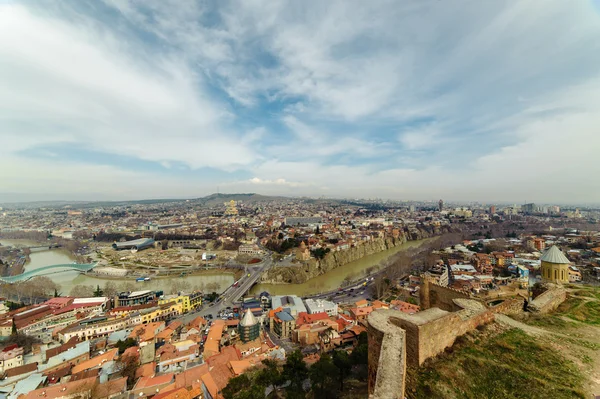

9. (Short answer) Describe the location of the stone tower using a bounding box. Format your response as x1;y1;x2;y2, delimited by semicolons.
419;275;431;310
540;245;570;284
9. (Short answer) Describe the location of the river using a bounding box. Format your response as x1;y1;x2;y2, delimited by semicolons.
250;238;432;297
1;237;431;298
0;239;234;294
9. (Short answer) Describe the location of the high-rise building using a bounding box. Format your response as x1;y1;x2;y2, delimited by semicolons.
489;205;496;214
438;199;443;212
522;203;537;214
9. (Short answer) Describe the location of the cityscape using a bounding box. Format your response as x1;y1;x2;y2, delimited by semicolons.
0;195;599;398
2;1;600;399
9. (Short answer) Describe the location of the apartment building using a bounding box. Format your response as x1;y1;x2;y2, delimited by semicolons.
0;346;23;374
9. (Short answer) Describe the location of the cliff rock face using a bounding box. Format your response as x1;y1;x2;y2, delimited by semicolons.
261;225;449;285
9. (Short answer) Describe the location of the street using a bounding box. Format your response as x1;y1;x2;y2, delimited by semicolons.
177;256;272;323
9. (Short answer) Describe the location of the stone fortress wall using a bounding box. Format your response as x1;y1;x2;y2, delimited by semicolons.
368;279;568;399
419;275;471;311
529;285;567;313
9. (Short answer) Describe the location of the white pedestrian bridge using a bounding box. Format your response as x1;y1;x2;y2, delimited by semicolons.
0;263;97;283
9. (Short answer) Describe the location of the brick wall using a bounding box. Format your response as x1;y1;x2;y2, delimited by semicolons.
420;277;471;312
368;312;406;399
529;287;567;314
488;296;527;316
367;299;494;398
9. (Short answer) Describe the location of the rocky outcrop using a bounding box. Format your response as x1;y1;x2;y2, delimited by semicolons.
262;225;450;285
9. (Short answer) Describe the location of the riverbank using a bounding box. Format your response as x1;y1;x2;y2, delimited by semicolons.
84;267;243;281
251;237;434;297
262;225;451;286
0;238;237;294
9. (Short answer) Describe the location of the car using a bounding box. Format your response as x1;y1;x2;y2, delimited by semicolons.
226;306;232;310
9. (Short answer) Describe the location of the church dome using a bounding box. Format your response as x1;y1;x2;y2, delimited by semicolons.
540;245;570;264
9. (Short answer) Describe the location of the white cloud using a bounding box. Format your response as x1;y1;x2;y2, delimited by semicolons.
248;177;304;187
1;1;600;203
0;4;254;170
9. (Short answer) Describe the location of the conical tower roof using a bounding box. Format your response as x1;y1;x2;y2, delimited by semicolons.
540;245;570;264
240;308;258;327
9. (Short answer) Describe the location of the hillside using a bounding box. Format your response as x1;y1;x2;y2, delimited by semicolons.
405;284;600;398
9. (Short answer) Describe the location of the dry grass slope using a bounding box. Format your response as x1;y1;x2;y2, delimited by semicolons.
406;327;585;399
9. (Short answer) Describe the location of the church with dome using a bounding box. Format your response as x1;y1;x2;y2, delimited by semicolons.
540;245;571;283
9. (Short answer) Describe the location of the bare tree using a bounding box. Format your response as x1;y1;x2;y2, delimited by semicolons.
205;282;220;293
103;281;118;298
29;276;60;298
169;280;191;294
70;285;94;297
370;275;388;299
119;283;136;293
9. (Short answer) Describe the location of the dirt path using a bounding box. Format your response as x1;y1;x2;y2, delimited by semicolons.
500;288;600;398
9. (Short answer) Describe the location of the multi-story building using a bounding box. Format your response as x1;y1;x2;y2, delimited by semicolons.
238;309;260;343
270;295;307;316
0;347;23;374
270;308;295;339
58;316;137;343
471;253;493;274
238;245;263;256
303;299;338;317
116;290;156;307
159;292;202;313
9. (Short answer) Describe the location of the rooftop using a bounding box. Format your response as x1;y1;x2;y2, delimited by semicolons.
540;246;570;264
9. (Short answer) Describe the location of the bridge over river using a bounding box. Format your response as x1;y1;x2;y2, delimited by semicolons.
0;263;97;283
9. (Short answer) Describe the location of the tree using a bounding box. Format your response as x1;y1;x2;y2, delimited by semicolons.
103;281;118;298
93;285;104;297
350;332;368;365
116;354;139;390
11;319;17;336
205;282;220;292
282;350;308;396
223;374;251;399
116;338;137;354
170;280;191;295
310;353;338;398
5;332;41;354
70;285;94;297
332;350;352;392
254;359;281;390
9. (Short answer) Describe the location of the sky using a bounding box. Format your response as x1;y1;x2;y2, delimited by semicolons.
1;0;600;204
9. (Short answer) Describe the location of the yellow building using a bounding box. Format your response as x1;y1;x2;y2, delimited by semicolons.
540;246;570;283
158;292;202;314
224;200;239;216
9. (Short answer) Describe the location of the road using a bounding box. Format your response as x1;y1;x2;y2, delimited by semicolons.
177;257;273;323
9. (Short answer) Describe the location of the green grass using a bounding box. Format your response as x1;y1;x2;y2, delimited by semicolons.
522;296;600;328
407;328;585;399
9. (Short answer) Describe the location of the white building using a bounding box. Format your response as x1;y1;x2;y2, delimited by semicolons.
303;299;338;317
238;245;263;256
0;347;23;374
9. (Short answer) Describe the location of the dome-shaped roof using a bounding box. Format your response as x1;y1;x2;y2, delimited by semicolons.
540;245;570;264
240;308;258;327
